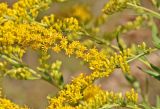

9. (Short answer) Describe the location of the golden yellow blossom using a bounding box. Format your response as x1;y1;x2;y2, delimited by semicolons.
47;47;133;108
47;74;91;109
125;89;138;103
0;0;144;109
0;98;29;109
102;0;140;15
0;3;8;16
71;4;91;22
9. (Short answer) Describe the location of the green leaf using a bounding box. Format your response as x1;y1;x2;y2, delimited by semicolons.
138;67;160;80
140;103;152;109
150;63;160;74
27;76;40;80
116;32;123;51
152;22;160;49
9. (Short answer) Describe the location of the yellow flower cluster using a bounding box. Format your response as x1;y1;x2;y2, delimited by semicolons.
54;17;80;33
13;0;52;20
0;3;8;17
138;42;152;53
0;20;61;52
52;37;132;74
0;0;132;76
82;85;102;101
47;74;91;109
0;98;29;109
0;0;53;23
1;16;133;107
71;4;91;22
0;0;141;109
0;46;25;59
41;16;80;32
48;82;138;109
0;90;28;109
125;89;138;103
41;15;81;40
79;88;138;109
41;14;55;26
5;67;33;80
47;47;132;108
102;0;140;15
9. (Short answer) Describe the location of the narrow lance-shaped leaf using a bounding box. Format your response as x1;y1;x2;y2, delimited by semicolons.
116;32;123;51
152;22;160;49
150;63;160;74
138;67;160;80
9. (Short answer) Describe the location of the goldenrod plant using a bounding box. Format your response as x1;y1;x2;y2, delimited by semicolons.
0;0;160;109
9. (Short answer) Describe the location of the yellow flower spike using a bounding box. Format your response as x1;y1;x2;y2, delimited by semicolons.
30;8;39;18
0;46;25;60
42;14;55;26
10;0;53;21
45;17;81;40
0;98;29;109
60;37;68;49
117;49;132;73
102;0;140;15
47;73;94;109
138;42;147;50
43;16;51;25
74;43;87;58
0;1;143;108
125;89;138;103
83;85;102;101
81;53;90;62
65;48;74;57
137;42;152;54
65;41;80;56
75;87;138;109
52;44;61;53
0;3;8;16
5;68;33;80
102;0;128;15
71;4;91;22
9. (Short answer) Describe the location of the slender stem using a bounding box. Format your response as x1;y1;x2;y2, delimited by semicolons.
127;48;157;63
0;53;41;78
127;3;160;19
82;30;119;50
99;104;119;109
127;52;148;63
99;103;141;109
0;53;63;89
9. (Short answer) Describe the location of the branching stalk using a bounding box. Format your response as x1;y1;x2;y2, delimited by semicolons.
127;3;160;19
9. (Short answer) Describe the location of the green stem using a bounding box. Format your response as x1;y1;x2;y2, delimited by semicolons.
82;30;119;50
0;53;41;78
99;103;141;109
0;53;63;89
127;3;160;19
99;104;119;109
127;48;157;63
127;52;148;63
